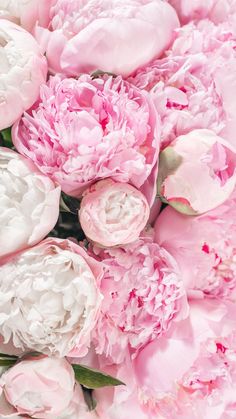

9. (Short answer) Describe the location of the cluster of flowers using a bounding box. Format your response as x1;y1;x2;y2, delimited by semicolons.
0;0;236;418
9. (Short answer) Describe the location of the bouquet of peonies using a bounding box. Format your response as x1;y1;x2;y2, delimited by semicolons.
0;0;236;418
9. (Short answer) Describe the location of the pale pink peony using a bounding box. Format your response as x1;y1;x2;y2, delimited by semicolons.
168;0;236;24
0;0;53;31
12;74;159;200
79;179;150;247
0;147;60;260
0;238;103;357
157;129;236;215
0;357;90;419
154;191;236;300
134;299;236;419
129;19;236;148
0;19;47;130
88;235;188;363
34;0;179;77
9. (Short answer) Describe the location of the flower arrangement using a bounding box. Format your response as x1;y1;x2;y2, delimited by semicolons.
0;1;235;418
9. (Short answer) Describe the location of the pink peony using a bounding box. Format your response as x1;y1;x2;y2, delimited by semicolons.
168;0;236;24
157;129;236;215
88;235;188;363
0;238;103;357
13;74;159;200
0;357;90;419
154;191;236;300
34;0;179;77
134;299;236;419
129;19;236;148
0;147;60;260
79;179;150;247
0;0;53;32
0;19;47;130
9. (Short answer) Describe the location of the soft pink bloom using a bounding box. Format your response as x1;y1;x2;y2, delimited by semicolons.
129;19;236;148
79;179;150;247
0;19;47;130
34;0;179;77
134;299;236;419
0;0;53;31
0;357;90;419
13;74;159;200
154;191;236;300
88;235;188;363
158;129;236;214
168;0;236;24
0;147;60;260
0;238;103;357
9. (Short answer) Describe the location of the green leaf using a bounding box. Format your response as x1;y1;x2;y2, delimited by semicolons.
0;128;13;148
0;357;17;367
72;364;125;389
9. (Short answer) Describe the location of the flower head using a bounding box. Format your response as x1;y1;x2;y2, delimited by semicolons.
157;129;236;214
155;192;236;300
35;0;179;76
0;238;103;357
13;74;159;200
89;235;188;363
0;19;47;129
0;147;60;260
79;179;150;247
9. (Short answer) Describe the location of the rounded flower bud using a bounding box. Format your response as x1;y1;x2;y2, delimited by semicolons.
13;74;159;200
0;147;60;260
79;179;150;247
0;238;103;357
0;357;89;418
157;129;236;215
0;19;47;130
0;0;52;31
35;0;179;77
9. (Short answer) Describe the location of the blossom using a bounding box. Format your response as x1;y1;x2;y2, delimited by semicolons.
34;0;179;77
154;191;236;300
13;74;159;200
0;238;103;357
134;299;236;419
88;235;188;363
167;0;236;24
157;129;236;215
79;179;150;247
0;147;60;260
0;0;53;31
0;19;47;130
0;357;90;419
129;19;236;148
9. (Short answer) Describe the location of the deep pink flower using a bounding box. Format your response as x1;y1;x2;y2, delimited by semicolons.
88;235;188;363
13;75;159;201
154;191;236;300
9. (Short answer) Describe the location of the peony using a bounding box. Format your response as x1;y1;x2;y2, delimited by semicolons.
129;19;236;148
13;74;159;200
0;0;53;31
154;192;236;300
134;299;236;419
0;147;60;260
0;357;90;419
34;0;179;77
79;179;150;247
157;129;236;215
168;0;236;24
0;238;103;357
0;19;47;130
88;235;188;363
